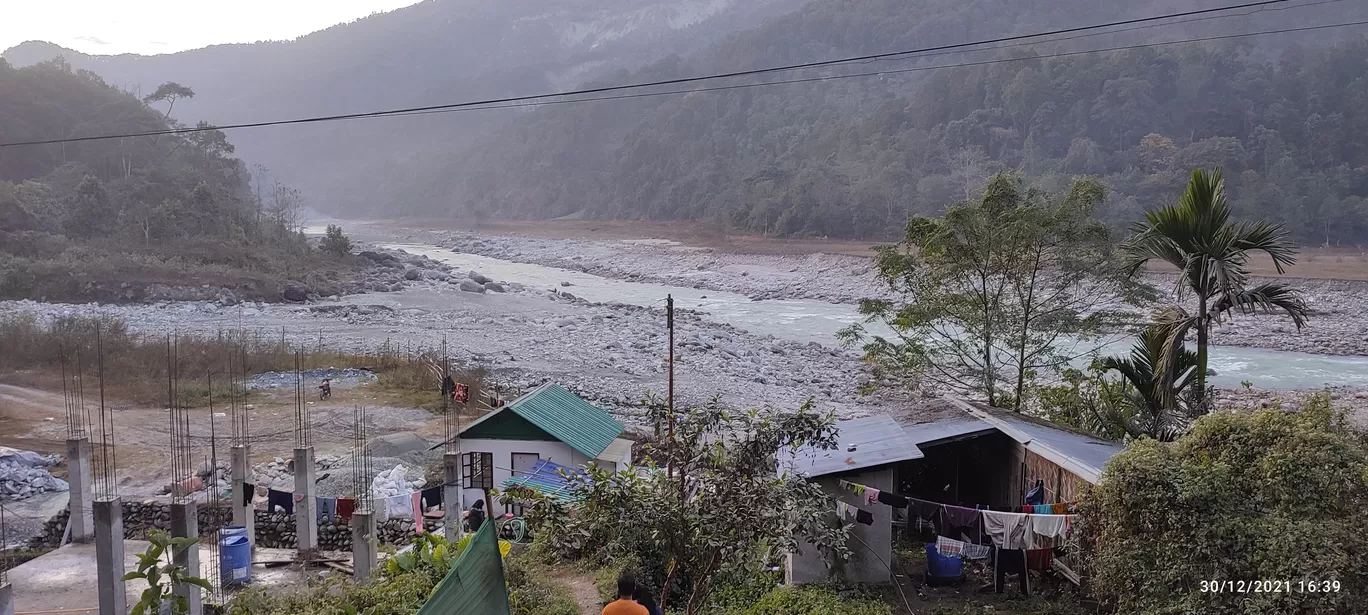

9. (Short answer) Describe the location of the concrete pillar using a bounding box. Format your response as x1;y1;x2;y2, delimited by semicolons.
293;447;317;555
170;501;203;615
350;511;377;580
66;438;95;543
443;452;464;544
1;582;14;615
230;445;255;548
94;497;126;615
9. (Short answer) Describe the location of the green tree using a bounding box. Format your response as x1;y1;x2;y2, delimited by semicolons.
64;175;114;238
142;82;194;119
1124;168;1309;409
1094;328;1199;441
841;173;1136;410
318;224;352;256
1080;395;1368;614
524;400;850;615
122;530;212;615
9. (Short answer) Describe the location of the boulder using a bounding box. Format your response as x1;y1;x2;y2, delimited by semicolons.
403;268;423;281
280;281;310;302
483;282;505;292
468;271;491;284
423;269;449;281
458;279;486;293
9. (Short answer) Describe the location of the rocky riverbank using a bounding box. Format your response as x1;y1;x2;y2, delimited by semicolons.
415;229;1368;357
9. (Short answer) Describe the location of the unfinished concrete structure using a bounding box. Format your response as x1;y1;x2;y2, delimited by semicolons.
170;501;202;615
293;446;318;555
351;511;377;579
94;497;126;615
0;580;13;615
230;445;254;546
66;438;95;543
443;452;463;543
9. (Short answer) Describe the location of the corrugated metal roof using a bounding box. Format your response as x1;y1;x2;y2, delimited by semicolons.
459;384;624;458
783;415;924;477
993;411;1125;484
595;438;634;465
949;399;1125;484
498;459;586;503
899;416;996;446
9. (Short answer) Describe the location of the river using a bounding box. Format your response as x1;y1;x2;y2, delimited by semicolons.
380;242;1368;391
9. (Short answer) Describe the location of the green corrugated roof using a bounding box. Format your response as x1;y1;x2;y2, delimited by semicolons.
502;384;624;458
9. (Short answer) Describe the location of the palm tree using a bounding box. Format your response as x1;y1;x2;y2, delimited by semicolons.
1093;328;1201;442
1124;168;1308;409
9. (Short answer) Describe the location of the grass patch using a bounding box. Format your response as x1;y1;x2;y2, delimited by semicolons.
505;554;582;615
0;313;487;410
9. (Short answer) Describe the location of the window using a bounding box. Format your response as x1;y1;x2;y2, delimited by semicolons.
462;452;493;489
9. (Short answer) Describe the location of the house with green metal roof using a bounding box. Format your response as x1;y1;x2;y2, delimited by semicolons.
448;384;632;514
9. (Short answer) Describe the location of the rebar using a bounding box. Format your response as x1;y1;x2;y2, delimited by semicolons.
91;323;118;499
351;405;373;514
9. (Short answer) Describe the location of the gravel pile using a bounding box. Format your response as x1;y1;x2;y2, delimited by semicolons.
248;369;378;390
0;447;68;500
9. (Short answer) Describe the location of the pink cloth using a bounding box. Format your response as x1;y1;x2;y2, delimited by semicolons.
412;492;424;534
865;487;881;506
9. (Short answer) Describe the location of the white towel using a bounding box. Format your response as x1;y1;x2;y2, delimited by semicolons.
385;494;412;520
1027;513;1071;549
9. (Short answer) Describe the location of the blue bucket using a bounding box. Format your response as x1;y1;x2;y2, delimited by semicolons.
219;526;251;586
925;543;964;578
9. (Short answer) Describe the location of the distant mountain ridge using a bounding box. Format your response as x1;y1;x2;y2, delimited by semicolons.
3;0;806;211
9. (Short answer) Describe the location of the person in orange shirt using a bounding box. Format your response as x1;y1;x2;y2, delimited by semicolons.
602;574;648;615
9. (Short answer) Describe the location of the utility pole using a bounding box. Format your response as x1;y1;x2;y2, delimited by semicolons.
666;295;675;480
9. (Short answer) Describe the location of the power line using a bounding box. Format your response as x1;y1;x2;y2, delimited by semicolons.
381;19;1368;120
0;0;1314;148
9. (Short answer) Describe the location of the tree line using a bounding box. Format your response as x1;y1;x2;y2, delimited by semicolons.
435;5;1368;244
0;58;350;300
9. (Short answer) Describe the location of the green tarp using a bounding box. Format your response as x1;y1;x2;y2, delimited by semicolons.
416;522;511;615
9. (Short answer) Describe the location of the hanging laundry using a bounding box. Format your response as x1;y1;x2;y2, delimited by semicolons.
941;505;984;543
909;498;942;525
317;497;337;522
412;492;425;534
961;542;992;560
935;536;965;557
864;487;881;507
1026;548;1054;571
1033;504;1053;515
855;509;874;525
1050;503;1069;515
385;494;412;520
421;486;443;510
982;510;1030;549
241;482;255;506
835;501;853;519
336;498;356;520
1025;479;1046;505
1027;514;1071;549
454;383;469;403
267;489;293;515
876;491;908;508
1020;505;1033;513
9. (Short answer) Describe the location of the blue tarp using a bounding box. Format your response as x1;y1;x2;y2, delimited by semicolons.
498;459;587;502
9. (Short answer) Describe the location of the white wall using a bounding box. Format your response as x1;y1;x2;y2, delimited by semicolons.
788;466;896;585
456;438;589;513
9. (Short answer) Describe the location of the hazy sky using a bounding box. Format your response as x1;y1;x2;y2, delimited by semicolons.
0;0;427;56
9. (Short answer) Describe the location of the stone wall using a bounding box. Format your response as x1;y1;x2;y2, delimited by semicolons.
29;500;441;550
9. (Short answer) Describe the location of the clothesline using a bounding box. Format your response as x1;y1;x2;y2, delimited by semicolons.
836;480;1075;551
244;481;445;535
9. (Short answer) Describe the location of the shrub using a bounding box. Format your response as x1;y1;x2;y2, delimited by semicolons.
319;224;352;257
1080;398;1368;614
728;586;890;615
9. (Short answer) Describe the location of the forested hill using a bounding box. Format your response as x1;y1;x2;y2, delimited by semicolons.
0;58;350;303
2;0;808;217
436;0;1368;242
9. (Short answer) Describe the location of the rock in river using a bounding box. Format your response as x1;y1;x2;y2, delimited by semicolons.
458;279;486;293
